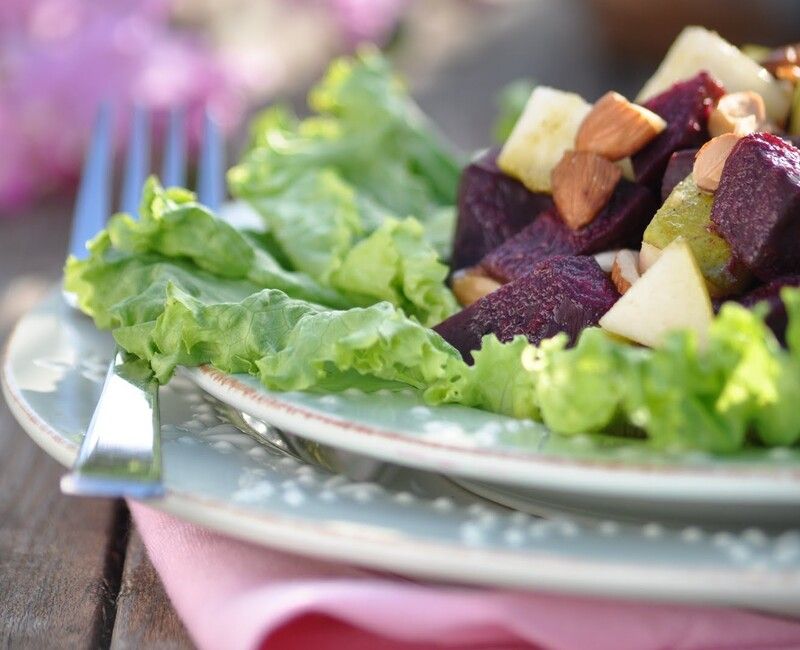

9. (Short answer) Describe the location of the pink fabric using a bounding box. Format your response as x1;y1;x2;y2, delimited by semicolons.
129;502;800;650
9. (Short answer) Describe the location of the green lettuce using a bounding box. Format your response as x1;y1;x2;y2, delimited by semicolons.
65;178;461;393
425;335;539;420
228;49;460;325
427;299;800;452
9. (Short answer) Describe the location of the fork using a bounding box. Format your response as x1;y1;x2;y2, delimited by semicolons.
60;105;224;499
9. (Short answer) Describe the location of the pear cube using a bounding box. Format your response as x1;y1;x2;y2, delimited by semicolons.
644;175;751;297
637;26;791;125
497;87;591;193
599;239;714;348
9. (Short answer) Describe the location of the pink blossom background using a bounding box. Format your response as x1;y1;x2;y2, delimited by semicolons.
0;0;406;216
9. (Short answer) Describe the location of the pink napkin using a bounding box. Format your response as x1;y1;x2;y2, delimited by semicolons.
129;503;800;650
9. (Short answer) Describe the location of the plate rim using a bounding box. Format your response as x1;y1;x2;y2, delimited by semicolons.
5;346;800;613
190;365;800;505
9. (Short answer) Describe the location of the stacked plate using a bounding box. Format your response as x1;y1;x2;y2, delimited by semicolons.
5;290;800;615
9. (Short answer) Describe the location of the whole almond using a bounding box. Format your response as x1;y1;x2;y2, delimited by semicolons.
693;133;741;192
451;269;502;307
610;249;640;294
551;151;622;230
575;91;667;161
708;91;767;138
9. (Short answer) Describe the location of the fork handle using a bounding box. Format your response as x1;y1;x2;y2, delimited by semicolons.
61;348;163;499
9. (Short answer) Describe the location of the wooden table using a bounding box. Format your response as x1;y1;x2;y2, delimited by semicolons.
0;207;193;647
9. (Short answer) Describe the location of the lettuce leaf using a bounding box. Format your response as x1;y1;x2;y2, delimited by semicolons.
65;178;461;393
427;296;800;452
228;49;460;325
331;217;457;326
425;335;539;420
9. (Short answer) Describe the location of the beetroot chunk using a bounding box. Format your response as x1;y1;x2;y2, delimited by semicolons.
479;181;656;283
632;72;724;188
451;148;554;271
661;148;699;201
711;133;800;281
736;275;800;344
434;256;619;361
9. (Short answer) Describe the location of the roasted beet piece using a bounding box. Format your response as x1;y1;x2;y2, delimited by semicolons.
661;148;698;201
632;72;724;188
736;275;800;344
451;148;553;271
479;181;657;283
434;256;619;361
711;133;800;281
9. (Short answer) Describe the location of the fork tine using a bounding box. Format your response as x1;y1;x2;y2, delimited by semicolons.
161;107;186;188
120;106;151;219
197;109;224;211
68;103;113;260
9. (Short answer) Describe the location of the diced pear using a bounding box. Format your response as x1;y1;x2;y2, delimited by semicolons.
599;239;713;348
637;26;791;125
643;175;751;296
497;87;591;193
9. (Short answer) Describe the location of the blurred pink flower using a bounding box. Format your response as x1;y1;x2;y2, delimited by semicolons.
0;0;246;215
320;0;408;47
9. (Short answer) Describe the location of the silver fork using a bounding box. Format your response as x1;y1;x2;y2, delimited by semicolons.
60;105;224;499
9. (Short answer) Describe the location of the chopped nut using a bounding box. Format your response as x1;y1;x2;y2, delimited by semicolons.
593;250;620;273
551;151;622;230
610;249;640;294
451;269;502;307
693;133;741;192
639;242;662;273
708;91;767;137
575;91;667;161
761;43;800;76
774;64;800;83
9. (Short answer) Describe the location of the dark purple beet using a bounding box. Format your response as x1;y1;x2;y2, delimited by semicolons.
479;181;657;283
632;72;725;188
710;133;800;281
434;256;619;361
661;148;698;201
451;148;553;271
735;275;800;344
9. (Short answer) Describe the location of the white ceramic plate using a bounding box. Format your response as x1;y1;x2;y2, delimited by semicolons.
189;363;800;525
5;291;800;613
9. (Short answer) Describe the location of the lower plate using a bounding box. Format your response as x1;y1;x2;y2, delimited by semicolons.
4;291;800;613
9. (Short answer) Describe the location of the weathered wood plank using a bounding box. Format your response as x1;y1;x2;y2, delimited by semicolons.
0;411;124;648
111;531;193;650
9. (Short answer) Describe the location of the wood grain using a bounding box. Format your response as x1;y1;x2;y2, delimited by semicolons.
111;531;193;649
0;415;122;647
0;205;189;647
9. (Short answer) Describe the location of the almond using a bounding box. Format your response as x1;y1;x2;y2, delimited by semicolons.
708;91;767;138
575;91;667;161
551;151;622;230
638;242;662;273
451;269;502;307
774;64;800;83
693;133;741;192
610;249;640;294
593;250;620;273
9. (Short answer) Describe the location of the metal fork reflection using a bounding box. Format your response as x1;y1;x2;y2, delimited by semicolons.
61;105;224;498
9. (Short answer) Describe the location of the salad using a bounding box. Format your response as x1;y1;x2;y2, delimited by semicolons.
66;27;800;454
